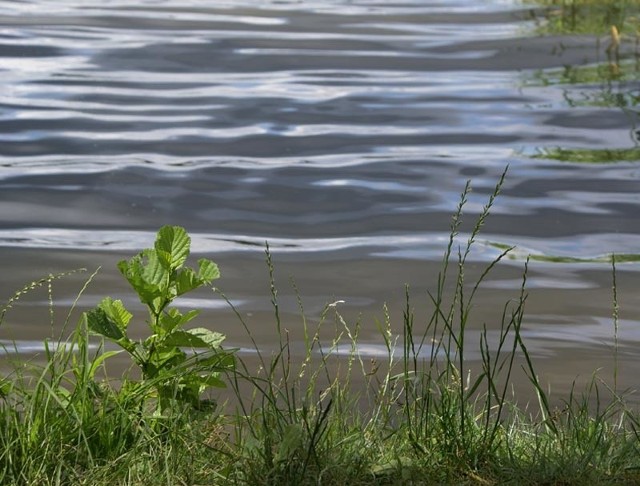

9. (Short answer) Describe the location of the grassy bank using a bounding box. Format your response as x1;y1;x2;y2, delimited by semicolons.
2;173;640;485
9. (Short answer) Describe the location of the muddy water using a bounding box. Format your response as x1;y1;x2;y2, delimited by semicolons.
1;0;640;400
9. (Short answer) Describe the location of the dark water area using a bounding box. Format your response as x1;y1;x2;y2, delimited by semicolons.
2;0;640;400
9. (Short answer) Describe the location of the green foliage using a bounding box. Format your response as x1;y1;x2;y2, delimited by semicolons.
85;225;234;410
529;0;640;35
534;146;640;164
5;188;640;484
218;168;640;485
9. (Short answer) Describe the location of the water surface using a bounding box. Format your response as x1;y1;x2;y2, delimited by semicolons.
2;0;640;399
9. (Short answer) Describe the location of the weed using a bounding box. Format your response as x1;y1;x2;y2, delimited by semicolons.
85;225;236;411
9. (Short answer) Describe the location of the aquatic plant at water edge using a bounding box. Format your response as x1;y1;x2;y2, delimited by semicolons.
85;225;235;410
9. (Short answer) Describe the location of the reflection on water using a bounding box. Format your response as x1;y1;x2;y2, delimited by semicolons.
527;60;640;107
529;0;640;35
488;240;640;263
526;0;640;167
1;0;640;397
534;147;640;163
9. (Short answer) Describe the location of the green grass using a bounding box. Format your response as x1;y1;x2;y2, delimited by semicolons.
2;171;640;485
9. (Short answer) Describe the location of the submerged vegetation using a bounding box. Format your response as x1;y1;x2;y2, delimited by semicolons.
529;0;640;36
534;146;640;164
523;0;640;165
2;173;640;485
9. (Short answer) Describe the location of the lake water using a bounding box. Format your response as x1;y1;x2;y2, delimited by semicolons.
1;0;640;399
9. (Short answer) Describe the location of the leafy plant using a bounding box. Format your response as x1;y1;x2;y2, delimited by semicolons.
85;225;234;410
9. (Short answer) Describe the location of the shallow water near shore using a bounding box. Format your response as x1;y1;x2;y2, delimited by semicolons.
1;0;640;401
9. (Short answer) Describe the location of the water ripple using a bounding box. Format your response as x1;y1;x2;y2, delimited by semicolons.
2;0;640;383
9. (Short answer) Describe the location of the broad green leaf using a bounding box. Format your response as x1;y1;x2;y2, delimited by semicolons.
163;327;225;349
140;249;169;288
118;251;168;311
99;297;132;330
86;308;125;341
159;308;200;333
152;346;186;370
118;258;156;302
198;258;220;283
155;226;190;271
185;327;226;348
175;267;200;296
